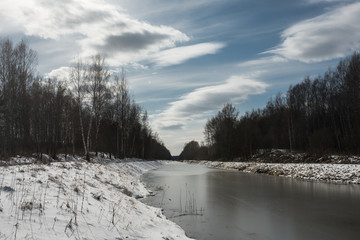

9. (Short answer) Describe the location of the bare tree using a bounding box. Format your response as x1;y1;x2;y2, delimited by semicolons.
113;69;130;158
88;54;111;156
0;38;37;155
69;56;90;159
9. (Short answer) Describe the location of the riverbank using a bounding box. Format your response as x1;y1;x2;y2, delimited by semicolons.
186;160;360;184
0;158;192;239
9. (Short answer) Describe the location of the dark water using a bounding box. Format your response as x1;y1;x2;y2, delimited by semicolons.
141;162;360;240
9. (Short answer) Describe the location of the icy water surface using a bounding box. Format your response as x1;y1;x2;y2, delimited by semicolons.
141;162;360;240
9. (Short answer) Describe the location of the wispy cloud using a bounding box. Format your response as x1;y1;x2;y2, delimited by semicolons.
266;2;360;62
305;0;353;4
117;0;225;20
152;42;226;67
238;56;288;68
153;75;268;131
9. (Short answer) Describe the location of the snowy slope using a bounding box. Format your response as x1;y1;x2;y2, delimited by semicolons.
0;159;192;240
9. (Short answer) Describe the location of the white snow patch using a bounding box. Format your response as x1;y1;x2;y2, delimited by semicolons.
0;159;192;239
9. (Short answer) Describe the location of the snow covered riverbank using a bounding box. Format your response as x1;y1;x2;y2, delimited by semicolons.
0;159;192;239
187;160;360;184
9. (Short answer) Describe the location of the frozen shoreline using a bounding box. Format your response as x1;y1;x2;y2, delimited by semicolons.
186;160;360;184
0;158;192;240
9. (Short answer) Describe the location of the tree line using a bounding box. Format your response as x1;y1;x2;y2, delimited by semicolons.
180;52;360;160
0;38;171;160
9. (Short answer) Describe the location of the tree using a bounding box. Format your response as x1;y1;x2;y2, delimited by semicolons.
179;141;200;160
69;56;90;159
88;54;111;156
204;103;238;160
0;38;37;155
113;69;131;158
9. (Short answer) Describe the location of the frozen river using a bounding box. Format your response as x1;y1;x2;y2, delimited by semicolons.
141;162;360;240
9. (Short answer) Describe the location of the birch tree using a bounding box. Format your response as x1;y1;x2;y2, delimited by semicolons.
69;57;90;159
88;54;111;156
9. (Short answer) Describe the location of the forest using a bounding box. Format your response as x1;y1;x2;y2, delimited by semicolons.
180;52;360;160
0;38;171;160
2;37;360;162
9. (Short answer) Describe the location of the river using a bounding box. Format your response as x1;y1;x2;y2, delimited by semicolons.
141;162;360;240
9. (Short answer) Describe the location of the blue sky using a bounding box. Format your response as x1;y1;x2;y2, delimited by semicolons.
1;0;360;155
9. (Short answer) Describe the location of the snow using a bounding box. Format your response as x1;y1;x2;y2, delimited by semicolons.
189;161;360;184
0;159;192;239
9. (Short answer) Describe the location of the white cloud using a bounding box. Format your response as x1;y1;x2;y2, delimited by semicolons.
46;66;71;80
169;76;267;116
153;75;268;130
267;2;360;62
0;0;190;66
152;42;225;67
0;0;226;68
0;0;228;79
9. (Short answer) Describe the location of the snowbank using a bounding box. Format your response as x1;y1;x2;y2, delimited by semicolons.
0;159;192;239
234;149;360;164
189;160;360;184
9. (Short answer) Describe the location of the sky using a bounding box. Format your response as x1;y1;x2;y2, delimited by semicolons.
1;0;360;155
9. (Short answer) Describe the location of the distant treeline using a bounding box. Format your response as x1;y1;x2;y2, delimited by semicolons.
0;38;171;160
180;53;360;160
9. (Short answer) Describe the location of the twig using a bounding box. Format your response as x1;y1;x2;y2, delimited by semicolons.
81;170;86;212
